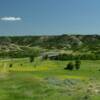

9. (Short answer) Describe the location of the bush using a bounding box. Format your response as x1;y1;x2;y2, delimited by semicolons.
75;59;81;70
20;64;23;66
58;54;75;60
9;64;13;68
49;53;98;61
29;56;34;63
64;62;74;70
42;54;48;60
80;53;96;60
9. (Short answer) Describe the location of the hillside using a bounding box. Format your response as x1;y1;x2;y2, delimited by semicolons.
0;34;100;50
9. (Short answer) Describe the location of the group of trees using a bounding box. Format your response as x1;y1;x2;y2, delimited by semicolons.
49;53;100;60
0;46;41;58
64;59;81;71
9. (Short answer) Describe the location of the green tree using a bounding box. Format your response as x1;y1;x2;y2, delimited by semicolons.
64;62;74;70
9;64;13;68
75;59;81;70
29;55;34;63
42;54;48;60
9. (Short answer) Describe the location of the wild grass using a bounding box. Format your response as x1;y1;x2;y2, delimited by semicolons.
0;58;100;100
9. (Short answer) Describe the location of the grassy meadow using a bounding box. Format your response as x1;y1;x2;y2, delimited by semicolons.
0;58;100;100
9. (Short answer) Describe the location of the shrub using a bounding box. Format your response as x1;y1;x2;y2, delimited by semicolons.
9;64;13;68
64;62;74;70
20;64;23;66
29;55;34;63
75;59;81;70
42;54;48;60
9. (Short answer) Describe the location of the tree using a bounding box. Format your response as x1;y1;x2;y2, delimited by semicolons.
29;55;34;63
64;62;74;70
9;64;13;68
75;59;81;70
42;54;48;60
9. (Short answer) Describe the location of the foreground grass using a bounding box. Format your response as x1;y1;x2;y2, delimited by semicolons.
0;58;100;100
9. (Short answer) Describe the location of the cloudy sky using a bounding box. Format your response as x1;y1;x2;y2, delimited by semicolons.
0;0;100;36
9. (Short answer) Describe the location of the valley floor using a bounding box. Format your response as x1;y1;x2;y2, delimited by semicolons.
0;58;100;100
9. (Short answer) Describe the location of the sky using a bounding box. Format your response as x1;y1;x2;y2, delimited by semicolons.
0;0;100;36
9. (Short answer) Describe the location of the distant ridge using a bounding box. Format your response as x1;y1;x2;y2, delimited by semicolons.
0;34;100;52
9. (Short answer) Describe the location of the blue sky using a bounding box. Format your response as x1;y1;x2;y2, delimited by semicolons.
0;0;100;35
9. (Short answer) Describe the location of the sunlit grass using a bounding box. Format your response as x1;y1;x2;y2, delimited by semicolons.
0;58;100;100
57;75;86;80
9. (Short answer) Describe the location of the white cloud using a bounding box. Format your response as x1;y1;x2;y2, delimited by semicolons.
0;17;22;21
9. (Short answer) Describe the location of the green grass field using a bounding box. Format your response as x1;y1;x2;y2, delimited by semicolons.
0;58;100;100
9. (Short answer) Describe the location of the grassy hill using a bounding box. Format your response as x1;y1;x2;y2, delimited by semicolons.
0;34;100;59
0;34;100;50
0;35;100;100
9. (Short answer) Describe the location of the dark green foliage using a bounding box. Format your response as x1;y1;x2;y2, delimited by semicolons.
75;59;81;70
49;56;59;60
58;54;75;60
80;53;96;60
42;54;48;60
82;95;90;100
64;62;74;70
20;64;23;66
29;56;34;63
49;54;75;60
49;53;99;61
0;46;41;58
9;64;13;68
94;52;100;60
